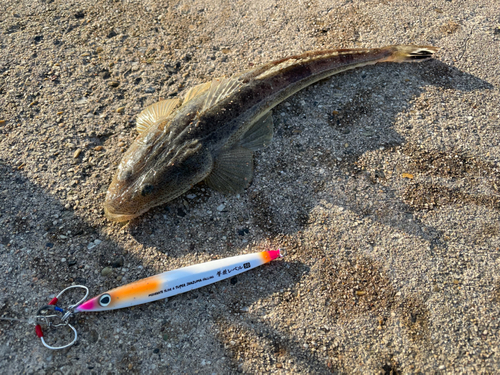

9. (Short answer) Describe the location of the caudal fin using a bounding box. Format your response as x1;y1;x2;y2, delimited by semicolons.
382;45;439;63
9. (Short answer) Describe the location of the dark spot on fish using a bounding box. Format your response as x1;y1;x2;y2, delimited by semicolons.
141;184;155;196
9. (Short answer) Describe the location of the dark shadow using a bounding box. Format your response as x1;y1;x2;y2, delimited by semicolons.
0;158;305;372
126;59;494;258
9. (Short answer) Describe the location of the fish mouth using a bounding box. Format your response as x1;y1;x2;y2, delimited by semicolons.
104;206;140;222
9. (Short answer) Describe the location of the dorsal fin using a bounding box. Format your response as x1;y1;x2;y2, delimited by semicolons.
202;77;243;112
183;82;212;104
136;99;180;135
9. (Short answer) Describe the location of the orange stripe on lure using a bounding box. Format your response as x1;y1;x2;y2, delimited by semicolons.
74;250;282;312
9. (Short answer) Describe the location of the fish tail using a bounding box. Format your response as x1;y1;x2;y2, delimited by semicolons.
381;45;439;63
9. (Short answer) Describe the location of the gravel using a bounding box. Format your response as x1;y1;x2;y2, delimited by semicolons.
1;0;500;373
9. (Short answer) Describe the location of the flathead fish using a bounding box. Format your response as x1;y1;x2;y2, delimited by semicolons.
104;45;437;221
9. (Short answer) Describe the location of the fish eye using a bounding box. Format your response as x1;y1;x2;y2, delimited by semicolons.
141;184;155;196
99;294;111;307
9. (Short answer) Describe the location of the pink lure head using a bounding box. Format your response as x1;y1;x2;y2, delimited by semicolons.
267;249;282;260
74;294;109;312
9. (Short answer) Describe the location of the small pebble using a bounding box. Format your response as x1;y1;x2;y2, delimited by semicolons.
89;330;99;344
101;267;113;276
94;145;103;151
217;204;225;211
73;149;82;158
145;87;155;93
61;258;66;263
87;239;102;250
108;81;120;87
116;107;125;113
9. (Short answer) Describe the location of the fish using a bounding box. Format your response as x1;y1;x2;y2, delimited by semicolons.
104;45;438;222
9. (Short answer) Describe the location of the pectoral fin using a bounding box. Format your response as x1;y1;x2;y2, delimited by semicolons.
205;147;254;194
136;99;180;135
239;111;274;151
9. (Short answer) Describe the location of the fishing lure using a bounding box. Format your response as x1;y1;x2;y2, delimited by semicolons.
33;249;282;349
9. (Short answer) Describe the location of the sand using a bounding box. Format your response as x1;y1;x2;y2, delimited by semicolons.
1;0;499;373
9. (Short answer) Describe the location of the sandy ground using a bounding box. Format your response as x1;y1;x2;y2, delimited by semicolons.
1;0;500;373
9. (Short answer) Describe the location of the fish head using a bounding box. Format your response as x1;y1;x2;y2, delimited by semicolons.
104;126;213;222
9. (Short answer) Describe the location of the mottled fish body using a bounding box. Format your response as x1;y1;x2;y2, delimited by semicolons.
104;45;437;221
